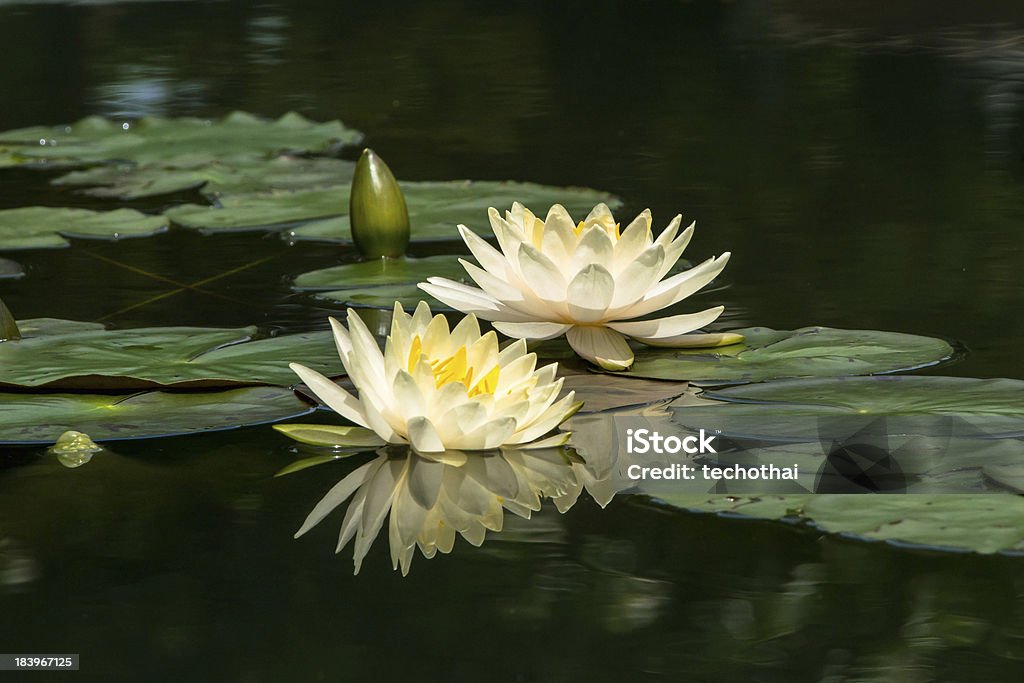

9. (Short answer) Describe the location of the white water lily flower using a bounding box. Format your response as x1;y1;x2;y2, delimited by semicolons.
295;448;584;575
418;202;735;370
287;302;581;454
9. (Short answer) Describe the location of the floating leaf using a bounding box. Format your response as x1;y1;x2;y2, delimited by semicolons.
0;257;24;279
0;319;342;389
273;424;385;448
310;283;447;311
672;376;1024;441
0;207;168;250
293;255;467;290
165;188;345;232
613;326;955;385
292;255;466;310
562;374;690;413
0;386;315;444
53;156;355;200
0;111;359;168
646;494;1024;555
168;179;620;236
983;463;1024;493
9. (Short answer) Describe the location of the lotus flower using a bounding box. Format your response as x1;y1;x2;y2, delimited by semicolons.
418;202;736;370
294;447;586;574
286;302;581;454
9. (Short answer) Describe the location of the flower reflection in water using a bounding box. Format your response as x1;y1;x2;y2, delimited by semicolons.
293;445;608;575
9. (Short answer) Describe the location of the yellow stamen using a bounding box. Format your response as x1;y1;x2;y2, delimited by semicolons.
406;335;501;396
470;364;501;397
575;220;621;239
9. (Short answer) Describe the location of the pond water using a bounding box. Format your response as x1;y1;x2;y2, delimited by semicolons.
2;1;1024;680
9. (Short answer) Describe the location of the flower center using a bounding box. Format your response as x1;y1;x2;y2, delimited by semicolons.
407;336;501;397
575;219;621;239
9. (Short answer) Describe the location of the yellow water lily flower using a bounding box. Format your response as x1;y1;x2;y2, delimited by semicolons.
418;202;736;370
287;302;581;454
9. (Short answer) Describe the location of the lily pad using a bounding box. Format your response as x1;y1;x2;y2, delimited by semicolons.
0;257;24;279
0;111;359;169
293;255;467;290
648;493;1024;555
672;376;1024;441
292;255;466;311
167;179;620;236
52;156;356;201
165;188;345;232
0;207;169;250
615;326;955;385
289;180;621;242
310;284;446;311
562;374;690;413
0;386;315;444
0;319;343;389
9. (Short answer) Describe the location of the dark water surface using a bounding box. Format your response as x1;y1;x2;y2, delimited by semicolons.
2;1;1024;680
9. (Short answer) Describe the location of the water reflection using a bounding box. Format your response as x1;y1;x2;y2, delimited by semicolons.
293;445;606;575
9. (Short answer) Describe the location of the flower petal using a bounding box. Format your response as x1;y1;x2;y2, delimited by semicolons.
570;226;615;274
656;220;695;280
565;326;634;370
608;245;665;309
289;362;369;428
328;316;354;365
418;279;538;322
460;258;531;305
608;306;725;342
517;242;568;304
654;214;684;249
611;209;652;273
492;321;572;341
407;416;446;453
458;224;513;279
610;252;730;319
566;263;615;323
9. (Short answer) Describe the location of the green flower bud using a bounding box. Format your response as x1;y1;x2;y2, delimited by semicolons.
0;297;20;341
350;148;410;259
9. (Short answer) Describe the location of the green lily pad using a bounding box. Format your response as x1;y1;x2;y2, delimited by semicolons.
293;255;467;290
312;284;445;311
650;437;1024;495
0;319;342;389
165;187;345;232
0;111;359;169
0;207;169;250
0;257;24;279
672;376;1024;441
288;180;622;242
292;255;466;311
0;386;315;444
167;179;619;236
562;374;691;413
53;156;356;201
647;493;1024;555
614;326;955;385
